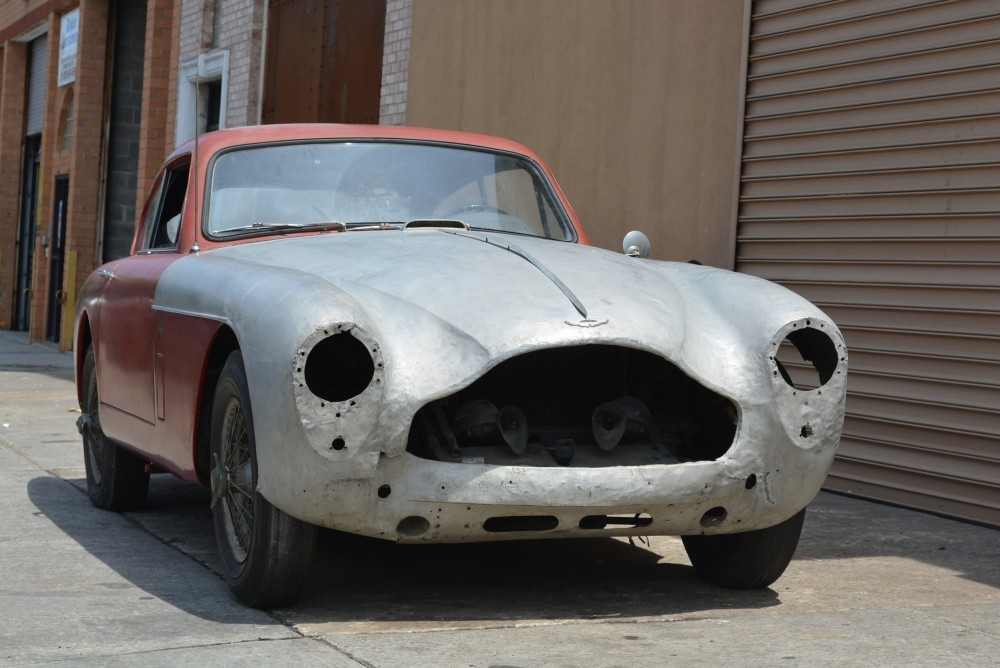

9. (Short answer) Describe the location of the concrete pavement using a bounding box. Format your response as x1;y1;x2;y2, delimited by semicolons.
1;329;999;666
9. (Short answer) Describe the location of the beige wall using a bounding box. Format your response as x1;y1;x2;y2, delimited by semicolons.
405;0;748;267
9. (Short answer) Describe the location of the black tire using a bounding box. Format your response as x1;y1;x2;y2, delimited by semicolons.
681;508;806;589
210;350;316;608
80;344;150;511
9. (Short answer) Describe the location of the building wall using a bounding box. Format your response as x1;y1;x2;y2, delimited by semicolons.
218;0;264;129
177;0;265;142
103;0;148;261
135;0;179;215
0;41;28;330
402;0;749;267
379;0;410;126
0;0;181;344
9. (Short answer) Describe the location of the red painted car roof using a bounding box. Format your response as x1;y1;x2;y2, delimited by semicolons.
170;123;545;163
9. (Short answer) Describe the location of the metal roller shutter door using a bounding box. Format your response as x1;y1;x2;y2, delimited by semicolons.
26;34;48;136
736;0;1000;526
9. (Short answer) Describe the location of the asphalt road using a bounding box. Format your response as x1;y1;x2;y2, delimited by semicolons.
2;330;999;667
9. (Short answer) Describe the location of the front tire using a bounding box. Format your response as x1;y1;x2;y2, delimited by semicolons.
681;508;806;589
79;344;150;511
210;350;316;608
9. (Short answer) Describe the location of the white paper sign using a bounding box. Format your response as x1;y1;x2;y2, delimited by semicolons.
58;8;79;87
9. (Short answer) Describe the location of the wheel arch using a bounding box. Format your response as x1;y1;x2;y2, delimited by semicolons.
195;324;241;484
75;311;94;405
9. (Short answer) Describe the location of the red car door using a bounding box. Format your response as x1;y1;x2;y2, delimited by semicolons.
96;160;190;453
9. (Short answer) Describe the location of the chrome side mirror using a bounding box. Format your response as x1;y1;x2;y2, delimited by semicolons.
623;230;651;259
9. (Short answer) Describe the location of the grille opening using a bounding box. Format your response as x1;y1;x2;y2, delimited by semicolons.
579;513;653;530
305;331;375;402
406;345;737;467
774;326;839;391
483;515;559;533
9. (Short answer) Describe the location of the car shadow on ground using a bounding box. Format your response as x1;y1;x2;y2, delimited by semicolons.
37;473;1000;625
284;529;781;625
36;474;782;624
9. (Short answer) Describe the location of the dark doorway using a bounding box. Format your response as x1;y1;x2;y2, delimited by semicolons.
46;176;70;343
262;0;386;125
14;135;41;332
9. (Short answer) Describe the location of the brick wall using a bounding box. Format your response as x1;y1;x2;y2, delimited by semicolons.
135;0;177;214
0;42;27;330
38;0;112;343
217;0;264;128
379;0;411;125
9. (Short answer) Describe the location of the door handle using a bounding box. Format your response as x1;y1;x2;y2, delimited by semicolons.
96;269;115;280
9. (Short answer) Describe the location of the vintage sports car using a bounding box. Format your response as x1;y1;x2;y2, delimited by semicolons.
75;124;847;607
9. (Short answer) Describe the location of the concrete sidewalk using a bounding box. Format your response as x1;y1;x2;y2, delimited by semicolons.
1;329;999;666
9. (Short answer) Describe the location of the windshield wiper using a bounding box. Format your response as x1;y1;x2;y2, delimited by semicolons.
215;221;347;235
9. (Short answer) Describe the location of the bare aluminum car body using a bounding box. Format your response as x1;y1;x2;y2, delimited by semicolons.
74;124;847;605
154;226;847;542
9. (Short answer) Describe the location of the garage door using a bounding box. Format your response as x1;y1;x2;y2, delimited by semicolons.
736;0;1000;526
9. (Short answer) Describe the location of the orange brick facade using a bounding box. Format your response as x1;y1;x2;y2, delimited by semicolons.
0;0;180;346
2;0;398;347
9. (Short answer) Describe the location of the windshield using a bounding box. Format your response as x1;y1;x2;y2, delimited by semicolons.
205;141;576;241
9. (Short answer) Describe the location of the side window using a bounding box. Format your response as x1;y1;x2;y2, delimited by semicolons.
142;161;190;251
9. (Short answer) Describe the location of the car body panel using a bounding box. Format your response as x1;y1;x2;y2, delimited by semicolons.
75;123;846;545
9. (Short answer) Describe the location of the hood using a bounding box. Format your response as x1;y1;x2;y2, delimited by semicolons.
207;229;687;353
157;229;826;402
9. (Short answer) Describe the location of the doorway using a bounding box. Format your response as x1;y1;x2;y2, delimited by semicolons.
14;135;41;332
262;0;386;124
46;176;69;343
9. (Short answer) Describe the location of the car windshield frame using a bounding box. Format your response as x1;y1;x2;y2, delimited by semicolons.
201;139;579;243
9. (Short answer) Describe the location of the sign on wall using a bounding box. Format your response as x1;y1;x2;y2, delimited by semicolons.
58;8;79;87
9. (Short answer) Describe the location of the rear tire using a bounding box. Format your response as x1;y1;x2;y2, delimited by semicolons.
681;508;806;589
210;350;316;608
80;344;150;511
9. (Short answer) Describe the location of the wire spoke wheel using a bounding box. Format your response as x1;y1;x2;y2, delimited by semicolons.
219;396;254;564
210;350;316;608
83;386;106;486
